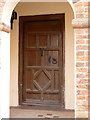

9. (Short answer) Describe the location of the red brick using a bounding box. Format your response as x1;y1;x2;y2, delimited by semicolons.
77;79;88;83
76;35;88;39
76;100;88;106
84;2;90;6
76;51;84;56
76;40;85;44
75;29;86;34
76;95;88;106
85;40;88;44
85;73;88;78
85;62;88;67
75;7;84;13
76;14;84;18
85;7;88;12
82;101;88;106
0;1;5;7
86;96;88;101
85;51;88;55
76;56;88;61
76;100;83;106
77;84;88;89
74;2;82;8
76;45;88;50
76;111;88;118
76;68;88;72
76;105;88;111
85;6;90;12
77;90;88;95
84;13;88;18
84;29;88;34
77;73;88;79
76;62;84;67
77;96;86;100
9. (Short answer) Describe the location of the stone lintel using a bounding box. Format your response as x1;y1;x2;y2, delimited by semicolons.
72;18;90;28
0;22;10;33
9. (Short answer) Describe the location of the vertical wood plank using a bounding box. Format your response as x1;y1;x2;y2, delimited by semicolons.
51;70;54;91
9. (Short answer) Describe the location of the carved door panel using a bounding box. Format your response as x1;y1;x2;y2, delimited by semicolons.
21;17;64;106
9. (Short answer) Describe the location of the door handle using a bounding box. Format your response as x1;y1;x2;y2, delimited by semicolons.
40;48;45;56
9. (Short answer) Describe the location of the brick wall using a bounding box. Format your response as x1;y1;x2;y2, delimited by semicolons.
72;1;89;118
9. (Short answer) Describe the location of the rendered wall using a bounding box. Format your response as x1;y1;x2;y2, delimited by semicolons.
10;2;74;109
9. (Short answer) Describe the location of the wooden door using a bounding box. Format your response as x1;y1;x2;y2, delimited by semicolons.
19;14;65;107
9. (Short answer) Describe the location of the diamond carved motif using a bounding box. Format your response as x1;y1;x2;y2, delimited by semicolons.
34;70;51;90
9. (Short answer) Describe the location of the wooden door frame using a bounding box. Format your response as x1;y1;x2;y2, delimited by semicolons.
19;14;65;108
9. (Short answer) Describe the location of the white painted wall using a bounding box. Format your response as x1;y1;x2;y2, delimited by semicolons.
10;2;75;109
0;0;20;119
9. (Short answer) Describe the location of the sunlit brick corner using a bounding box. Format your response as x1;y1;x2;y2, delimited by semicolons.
72;0;89;118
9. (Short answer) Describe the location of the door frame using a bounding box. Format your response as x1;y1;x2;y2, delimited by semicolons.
19;14;65;108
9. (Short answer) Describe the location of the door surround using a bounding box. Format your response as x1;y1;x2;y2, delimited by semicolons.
19;14;65;108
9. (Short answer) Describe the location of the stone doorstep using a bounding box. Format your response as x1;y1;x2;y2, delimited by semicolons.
10;107;74;118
